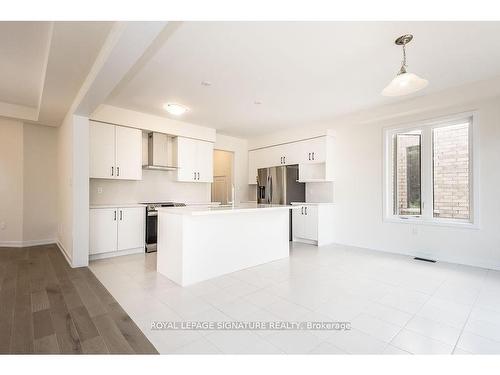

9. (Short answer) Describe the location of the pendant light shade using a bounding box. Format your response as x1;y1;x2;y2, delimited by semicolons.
382;34;428;97
382;72;428;97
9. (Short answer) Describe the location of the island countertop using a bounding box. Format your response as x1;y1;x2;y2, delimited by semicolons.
157;203;299;216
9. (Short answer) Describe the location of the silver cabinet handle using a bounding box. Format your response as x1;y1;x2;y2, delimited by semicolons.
301;206;304;215
283;156;285;164
111;166;114;176
197;172;200;180
114;210;117;221
194;172;196;180
305;206;308;215
120;210;123;221
312;152;315;160
308;153;311;161
117;166;120;176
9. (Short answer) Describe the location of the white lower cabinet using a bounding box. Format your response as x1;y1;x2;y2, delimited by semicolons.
292;203;334;246
89;208;118;255
90;206;145;257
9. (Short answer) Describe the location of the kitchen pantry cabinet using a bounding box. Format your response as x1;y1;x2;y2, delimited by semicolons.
90;121;142;180
90;206;145;257
248;135;334;184
173;137;214;182
292;203;335;246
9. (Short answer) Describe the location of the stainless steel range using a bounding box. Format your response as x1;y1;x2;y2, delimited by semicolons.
142;202;186;252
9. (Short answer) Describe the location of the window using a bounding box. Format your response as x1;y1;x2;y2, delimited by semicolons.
432;123;470;219
384;114;475;226
393;131;421;216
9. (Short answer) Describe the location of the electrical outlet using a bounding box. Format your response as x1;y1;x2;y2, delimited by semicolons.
97;187;103;194
0;221;6;230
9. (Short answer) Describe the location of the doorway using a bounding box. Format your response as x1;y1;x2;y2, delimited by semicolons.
212;149;234;205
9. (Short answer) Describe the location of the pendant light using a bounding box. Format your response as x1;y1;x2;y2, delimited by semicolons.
382;34;428;97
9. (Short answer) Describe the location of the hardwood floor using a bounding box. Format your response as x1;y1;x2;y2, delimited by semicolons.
0;244;158;354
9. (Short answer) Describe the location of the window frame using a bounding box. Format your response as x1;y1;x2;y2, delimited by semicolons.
382;111;479;229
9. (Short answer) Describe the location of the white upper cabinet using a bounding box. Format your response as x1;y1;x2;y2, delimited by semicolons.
197;140;214;182
248;136;334;184
90;122;116;179
115;126;142;180
296;137;326;164
89;121;142;180
174;137;214;183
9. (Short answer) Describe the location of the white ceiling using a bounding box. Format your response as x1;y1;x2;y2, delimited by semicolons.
107;21;500;137
0;21;113;125
0;22;52;107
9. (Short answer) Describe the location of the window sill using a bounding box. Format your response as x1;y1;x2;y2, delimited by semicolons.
383;216;479;230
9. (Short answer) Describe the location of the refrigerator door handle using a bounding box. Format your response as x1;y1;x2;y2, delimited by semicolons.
269;175;273;203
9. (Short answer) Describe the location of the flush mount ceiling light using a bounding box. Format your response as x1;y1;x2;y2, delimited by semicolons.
382;34;428;97
163;103;189;116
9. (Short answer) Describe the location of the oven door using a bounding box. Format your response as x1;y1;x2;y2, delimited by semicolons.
145;211;158;252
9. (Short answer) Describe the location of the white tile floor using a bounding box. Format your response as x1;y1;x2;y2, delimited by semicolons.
89;242;500;354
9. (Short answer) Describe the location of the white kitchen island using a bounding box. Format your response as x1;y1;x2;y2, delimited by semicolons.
156;203;297;286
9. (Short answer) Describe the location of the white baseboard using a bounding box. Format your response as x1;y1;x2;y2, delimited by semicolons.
89;247;144;261
330;241;500;272
0;239;57;248
292;237;317;246
56;241;73;267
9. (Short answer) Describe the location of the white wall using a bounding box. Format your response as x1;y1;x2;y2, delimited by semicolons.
57;114;90;267
0;119;58;247
23;123;58;244
247;79;500;270
0;118;24;245
214;134;249;203
330;95;500;270
57;113;74;260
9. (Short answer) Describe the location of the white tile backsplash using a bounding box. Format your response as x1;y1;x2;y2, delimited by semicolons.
305;182;334;203
90;169;211;205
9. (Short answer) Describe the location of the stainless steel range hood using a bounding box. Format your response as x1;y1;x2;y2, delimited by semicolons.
143;132;178;171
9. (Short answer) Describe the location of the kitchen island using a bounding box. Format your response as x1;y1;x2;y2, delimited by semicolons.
156;203;298;286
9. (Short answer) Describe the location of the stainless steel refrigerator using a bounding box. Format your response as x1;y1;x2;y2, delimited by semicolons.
257;165;305;240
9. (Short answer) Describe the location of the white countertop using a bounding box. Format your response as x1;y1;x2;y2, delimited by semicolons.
158;203;299;216
90;203;146;209
290;202;335;206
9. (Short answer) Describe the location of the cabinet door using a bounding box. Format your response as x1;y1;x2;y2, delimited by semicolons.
292;206;305;238
304;205;318;240
117;207;145;251
283;142;299;165
115;126;142;180
264;145;284;167
176;137;198;181
306;137;326;164
196;140;214;182
90;122;116;179
90;208;118;254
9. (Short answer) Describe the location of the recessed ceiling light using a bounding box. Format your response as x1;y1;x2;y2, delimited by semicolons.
254;100;262;105
201;81;212;87
163;103;189;116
